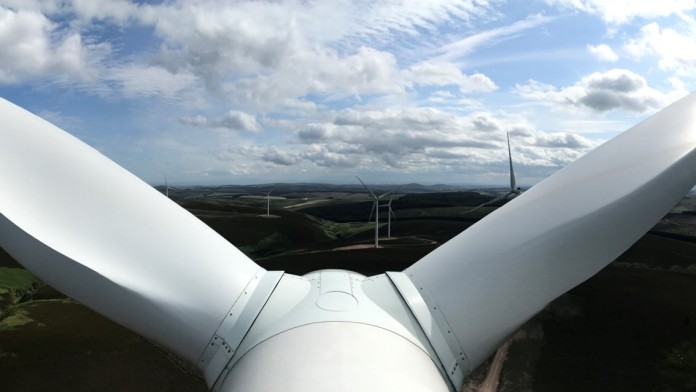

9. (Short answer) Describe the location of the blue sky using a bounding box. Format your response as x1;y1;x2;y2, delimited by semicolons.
1;0;694;186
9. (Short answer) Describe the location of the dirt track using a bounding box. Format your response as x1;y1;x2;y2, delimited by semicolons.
474;330;527;392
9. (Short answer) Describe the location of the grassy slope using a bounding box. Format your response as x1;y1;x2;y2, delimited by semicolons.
533;269;696;392
0;299;207;392
0;267;41;295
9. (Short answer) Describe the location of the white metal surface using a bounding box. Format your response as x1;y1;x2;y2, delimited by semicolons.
405;92;696;383
210;270;451;391
219;322;449;392
386;271;469;387
0;98;262;364
214;270;452;391
199;270;284;386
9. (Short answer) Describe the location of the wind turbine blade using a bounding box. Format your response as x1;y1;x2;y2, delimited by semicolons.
464;192;511;213
403;93;696;379
0;99;265;365
368;200;376;222
356;176;378;199
379;184;405;199
378;189;395;199
387;197;397;221
507;132;516;190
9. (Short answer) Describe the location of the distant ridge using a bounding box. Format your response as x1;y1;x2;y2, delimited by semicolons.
153;182;500;194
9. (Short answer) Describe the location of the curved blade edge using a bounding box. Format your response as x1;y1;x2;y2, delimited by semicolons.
0;98;263;363
405;93;696;379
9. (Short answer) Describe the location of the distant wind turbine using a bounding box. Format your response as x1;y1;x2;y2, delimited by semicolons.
380;196;397;238
467;132;522;213
163;176;173;198
357;176;394;248
265;189;272;216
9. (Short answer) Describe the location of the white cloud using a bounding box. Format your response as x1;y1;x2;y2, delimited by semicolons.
587;44;619;62
545;0;696;24
300;144;357;168
263;147;298;166
406;61;497;93
0;7;100;83
292;106;595;172
0;0;64;14
108;65;199;100
624;22;696;76
224;46;406;110
4;1;680;185
294;0;498;46
218;111;262;133
0;1;504;109
69;0;143;24
180;110;261;132
516;69;667;113
534;132;594;148
434;14;556;61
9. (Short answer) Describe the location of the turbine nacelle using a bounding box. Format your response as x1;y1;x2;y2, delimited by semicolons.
206;269;457;392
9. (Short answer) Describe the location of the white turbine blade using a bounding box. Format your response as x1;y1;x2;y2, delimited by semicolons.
507;132;516;191
368;200;376;222
465;191;511;213
388;198;397;220
404;93;696;374
356;176;378;199
379;184;404;199
0;99;263;364
378;189;395;199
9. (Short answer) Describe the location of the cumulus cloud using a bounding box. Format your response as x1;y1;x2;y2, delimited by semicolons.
290;106;596;172
225;46;406;109
300;145;357;168
0;7;107;83
624;22;696;76
0;1;505;110
262;147;298;166
406;61;497;93
333;107;455;131
218;111;262;132
534;132;595;148
180;110;261;132
0;1;645;184
516;69;666;113
587;44;619;62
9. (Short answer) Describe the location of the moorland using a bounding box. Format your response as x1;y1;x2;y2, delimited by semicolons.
1;183;695;391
